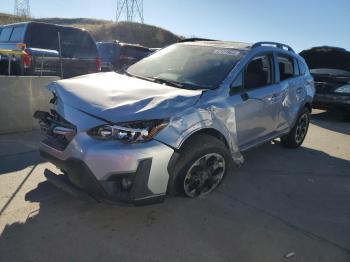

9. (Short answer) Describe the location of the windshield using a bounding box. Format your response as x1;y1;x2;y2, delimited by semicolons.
127;43;244;89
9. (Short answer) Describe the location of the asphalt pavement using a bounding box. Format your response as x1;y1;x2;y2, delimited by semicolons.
0;110;349;262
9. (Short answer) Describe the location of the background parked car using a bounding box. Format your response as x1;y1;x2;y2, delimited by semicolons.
300;46;350;111
96;41;153;72
0;22;101;78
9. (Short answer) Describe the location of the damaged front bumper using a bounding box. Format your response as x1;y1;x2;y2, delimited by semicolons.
36;111;174;206
41;152;166;205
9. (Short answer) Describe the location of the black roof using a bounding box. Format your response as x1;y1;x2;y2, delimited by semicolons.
1;21;88;31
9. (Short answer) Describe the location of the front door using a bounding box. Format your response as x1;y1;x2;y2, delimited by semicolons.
231;53;282;149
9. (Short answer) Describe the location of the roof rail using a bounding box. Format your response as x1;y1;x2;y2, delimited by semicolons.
179;38;217;43
252;42;294;52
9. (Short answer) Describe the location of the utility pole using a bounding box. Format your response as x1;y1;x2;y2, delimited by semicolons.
14;0;31;17
116;0;144;23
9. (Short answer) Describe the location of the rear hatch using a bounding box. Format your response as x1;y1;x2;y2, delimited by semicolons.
300;46;350;94
0;24;28;74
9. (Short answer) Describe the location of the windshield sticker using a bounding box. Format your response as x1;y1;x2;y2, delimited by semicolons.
213;49;240;56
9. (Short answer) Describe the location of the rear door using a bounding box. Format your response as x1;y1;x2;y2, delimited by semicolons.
231;53;283;149
26;23;60;76
275;53;305;131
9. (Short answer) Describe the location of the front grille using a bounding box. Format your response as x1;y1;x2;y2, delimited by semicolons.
35;110;76;151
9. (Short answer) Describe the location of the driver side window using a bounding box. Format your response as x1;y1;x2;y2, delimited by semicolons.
244;55;273;89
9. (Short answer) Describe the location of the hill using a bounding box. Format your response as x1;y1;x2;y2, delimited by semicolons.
0;13;181;47
0;12;27;24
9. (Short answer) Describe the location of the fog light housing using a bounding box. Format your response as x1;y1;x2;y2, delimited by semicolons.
121;177;133;191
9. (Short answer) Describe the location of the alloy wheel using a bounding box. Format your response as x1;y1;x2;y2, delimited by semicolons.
295;113;309;144
183;153;226;198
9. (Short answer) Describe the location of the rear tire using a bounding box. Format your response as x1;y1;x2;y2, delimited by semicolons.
167;134;231;198
281;107;310;148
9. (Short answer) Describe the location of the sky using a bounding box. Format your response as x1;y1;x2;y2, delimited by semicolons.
1;0;350;52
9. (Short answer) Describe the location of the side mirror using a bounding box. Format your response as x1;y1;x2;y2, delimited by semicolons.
230;72;243;96
229;84;243;96
240;92;249;101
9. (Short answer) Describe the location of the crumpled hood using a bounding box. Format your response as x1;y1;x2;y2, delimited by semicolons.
48;72;203;123
300;46;350;72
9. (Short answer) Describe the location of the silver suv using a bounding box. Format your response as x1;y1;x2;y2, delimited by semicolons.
35;40;315;205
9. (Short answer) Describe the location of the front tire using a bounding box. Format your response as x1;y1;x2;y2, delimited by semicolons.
281;107;310;148
167;134;231;198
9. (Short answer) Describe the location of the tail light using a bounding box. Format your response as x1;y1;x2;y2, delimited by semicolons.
23;50;32;69
96;57;102;72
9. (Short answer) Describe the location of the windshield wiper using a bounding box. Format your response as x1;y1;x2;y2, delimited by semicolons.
154;77;208;90
125;71;204;90
125;71;157;83
152;77;185;88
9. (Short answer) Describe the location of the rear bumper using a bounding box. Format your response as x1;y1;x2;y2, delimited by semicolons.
39;132;174;205
313;93;350;110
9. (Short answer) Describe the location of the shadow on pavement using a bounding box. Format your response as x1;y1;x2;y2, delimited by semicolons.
1;142;349;262
0;150;45;175
311;109;350;135
0;131;45;175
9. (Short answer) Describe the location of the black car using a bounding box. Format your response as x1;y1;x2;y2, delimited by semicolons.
0;22;101;78
96;41;152;72
300;46;350;110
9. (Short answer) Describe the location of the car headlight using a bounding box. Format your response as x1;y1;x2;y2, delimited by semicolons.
334;84;350;94
88;119;168;143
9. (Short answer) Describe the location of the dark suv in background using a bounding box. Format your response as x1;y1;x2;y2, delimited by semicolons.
300;46;350;111
97;41;153;72
0;22;101;78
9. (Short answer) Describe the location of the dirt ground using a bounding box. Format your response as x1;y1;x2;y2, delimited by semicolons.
0;110;349;262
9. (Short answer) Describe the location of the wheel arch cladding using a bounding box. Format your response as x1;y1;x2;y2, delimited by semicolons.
180;128;230;150
166;129;229;184
304;102;312;113
166;131;229;195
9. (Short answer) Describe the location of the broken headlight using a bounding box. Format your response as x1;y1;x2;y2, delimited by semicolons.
88;119;168;143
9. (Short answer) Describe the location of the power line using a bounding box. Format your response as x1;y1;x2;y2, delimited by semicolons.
116;0;144;23
14;0;31;17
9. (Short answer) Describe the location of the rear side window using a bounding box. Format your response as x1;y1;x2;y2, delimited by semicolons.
244;54;273;89
9;26;25;42
27;24;59;50
0;27;13;42
60;29;97;58
277;55;294;81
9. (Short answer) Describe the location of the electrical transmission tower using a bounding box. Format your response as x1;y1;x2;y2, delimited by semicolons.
116;0;144;23
14;0;31;17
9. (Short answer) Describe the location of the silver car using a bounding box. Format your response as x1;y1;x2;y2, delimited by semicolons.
35;40;315;205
